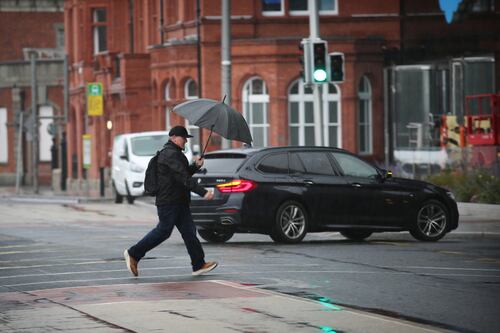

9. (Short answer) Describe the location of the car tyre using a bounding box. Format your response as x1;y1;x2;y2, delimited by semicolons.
340;230;373;241
198;229;234;243
113;182;123;204
271;201;308;244
125;182;135;204
410;200;449;242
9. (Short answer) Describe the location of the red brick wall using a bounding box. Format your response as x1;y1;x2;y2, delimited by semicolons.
0;12;62;61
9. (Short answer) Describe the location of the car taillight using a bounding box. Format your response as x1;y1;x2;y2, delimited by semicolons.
216;179;257;193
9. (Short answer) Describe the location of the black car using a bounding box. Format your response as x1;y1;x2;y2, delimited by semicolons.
191;147;459;243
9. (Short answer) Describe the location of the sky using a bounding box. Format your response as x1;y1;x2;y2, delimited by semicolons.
439;0;463;23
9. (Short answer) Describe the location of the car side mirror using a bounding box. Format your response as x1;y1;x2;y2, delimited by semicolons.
120;154;128;161
380;169;392;180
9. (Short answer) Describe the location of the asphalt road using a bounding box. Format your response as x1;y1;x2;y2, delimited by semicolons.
0;199;499;333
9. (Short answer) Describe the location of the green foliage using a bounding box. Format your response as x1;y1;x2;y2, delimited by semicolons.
427;169;500;204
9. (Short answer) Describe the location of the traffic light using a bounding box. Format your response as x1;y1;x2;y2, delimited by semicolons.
312;41;328;83
299;39;312;84
329;52;344;83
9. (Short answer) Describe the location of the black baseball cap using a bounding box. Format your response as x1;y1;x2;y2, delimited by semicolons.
169;125;193;138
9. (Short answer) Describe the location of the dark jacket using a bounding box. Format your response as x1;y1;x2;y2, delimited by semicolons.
155;140;207;206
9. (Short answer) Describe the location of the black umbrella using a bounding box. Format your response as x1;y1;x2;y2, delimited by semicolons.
172;97;252;156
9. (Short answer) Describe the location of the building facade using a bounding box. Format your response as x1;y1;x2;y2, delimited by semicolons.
64;0;499;192
0;0;65;187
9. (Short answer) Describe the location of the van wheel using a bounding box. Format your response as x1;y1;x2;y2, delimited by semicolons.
113;183;123;204
125;182;135;204
271;201;308;243
198;229;234;243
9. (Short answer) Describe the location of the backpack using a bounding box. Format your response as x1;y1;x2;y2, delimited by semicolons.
143;149;162;196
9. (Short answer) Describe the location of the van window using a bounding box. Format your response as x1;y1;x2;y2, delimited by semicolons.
131;135;168;156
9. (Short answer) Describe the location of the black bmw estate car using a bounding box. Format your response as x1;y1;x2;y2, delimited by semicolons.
191;147;459;244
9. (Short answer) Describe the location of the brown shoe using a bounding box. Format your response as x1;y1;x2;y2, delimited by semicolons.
124;249;139;277
192;261;218;276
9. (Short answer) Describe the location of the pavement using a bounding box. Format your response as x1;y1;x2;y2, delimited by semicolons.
1;280;454;333
1;185;499;332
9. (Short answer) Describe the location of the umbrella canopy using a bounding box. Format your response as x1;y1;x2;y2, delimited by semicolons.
172;98;253;151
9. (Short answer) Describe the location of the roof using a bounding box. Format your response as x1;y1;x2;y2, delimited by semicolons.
205;146;348;156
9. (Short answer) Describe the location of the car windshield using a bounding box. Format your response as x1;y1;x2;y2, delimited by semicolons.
203;154;247;173
130;135;168;156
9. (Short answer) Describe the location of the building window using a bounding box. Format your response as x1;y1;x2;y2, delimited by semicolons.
184;79;200;154
288;80;315;146
55;24;65;49
184;79;198;100
92;8;108;54
358;76;372;154
0;108;7;163
39;106;54;162
290;0;338;15
165;81;171;130
262;0;284;16
288;80;341;147
243;77;269;147
324;83;341;147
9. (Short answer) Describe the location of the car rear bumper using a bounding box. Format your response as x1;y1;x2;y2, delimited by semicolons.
191;208;242;230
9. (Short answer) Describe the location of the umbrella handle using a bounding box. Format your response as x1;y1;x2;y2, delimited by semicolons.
201;126;214;158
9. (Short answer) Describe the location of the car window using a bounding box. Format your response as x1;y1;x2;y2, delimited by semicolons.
297;152;335;175
331;152;378;178
289;153;306;174
257;153;288;174
204;156;246;173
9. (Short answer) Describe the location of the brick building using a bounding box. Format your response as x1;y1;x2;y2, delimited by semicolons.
0;0;65;187
64;0;498;192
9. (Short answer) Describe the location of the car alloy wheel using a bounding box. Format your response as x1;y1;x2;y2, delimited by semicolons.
272;201;308;243
410;200;448;241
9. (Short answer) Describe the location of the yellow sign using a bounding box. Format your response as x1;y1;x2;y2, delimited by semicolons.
87;83;103;116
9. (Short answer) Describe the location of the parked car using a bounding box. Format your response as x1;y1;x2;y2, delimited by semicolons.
111;131;192;204
190;146;459;243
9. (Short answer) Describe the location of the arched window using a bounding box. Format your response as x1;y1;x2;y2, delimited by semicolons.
288;80;341;147
164;81;171;130
358;76;372;154
184;79;198;100
242;77;269;147
184;78;200;153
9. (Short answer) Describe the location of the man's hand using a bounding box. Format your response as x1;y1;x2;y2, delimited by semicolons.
195;157;204;168
203;189;214;200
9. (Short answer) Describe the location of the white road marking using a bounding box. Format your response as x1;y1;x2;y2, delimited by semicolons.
3;270;500;288
0;263;322;279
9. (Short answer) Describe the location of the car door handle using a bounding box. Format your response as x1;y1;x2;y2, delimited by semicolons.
351;183;362;188
303;180;314;185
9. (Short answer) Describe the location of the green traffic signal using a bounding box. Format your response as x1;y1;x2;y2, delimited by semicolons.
312;41;328;83
313;69;327;82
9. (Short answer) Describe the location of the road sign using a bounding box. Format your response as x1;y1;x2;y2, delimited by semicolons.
87;83;103;116
83;134;91;169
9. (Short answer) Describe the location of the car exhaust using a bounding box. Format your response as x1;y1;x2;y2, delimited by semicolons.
220;217;235;225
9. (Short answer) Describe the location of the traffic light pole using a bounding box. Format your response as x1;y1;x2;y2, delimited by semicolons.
221;0;231;149
309;0;323;146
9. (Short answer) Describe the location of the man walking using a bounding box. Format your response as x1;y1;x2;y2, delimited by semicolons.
124;126;218;277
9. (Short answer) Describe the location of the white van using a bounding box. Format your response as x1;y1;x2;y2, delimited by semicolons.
111;131;193;204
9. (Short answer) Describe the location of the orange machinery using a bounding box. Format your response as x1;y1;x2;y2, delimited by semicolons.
465;93;500;146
